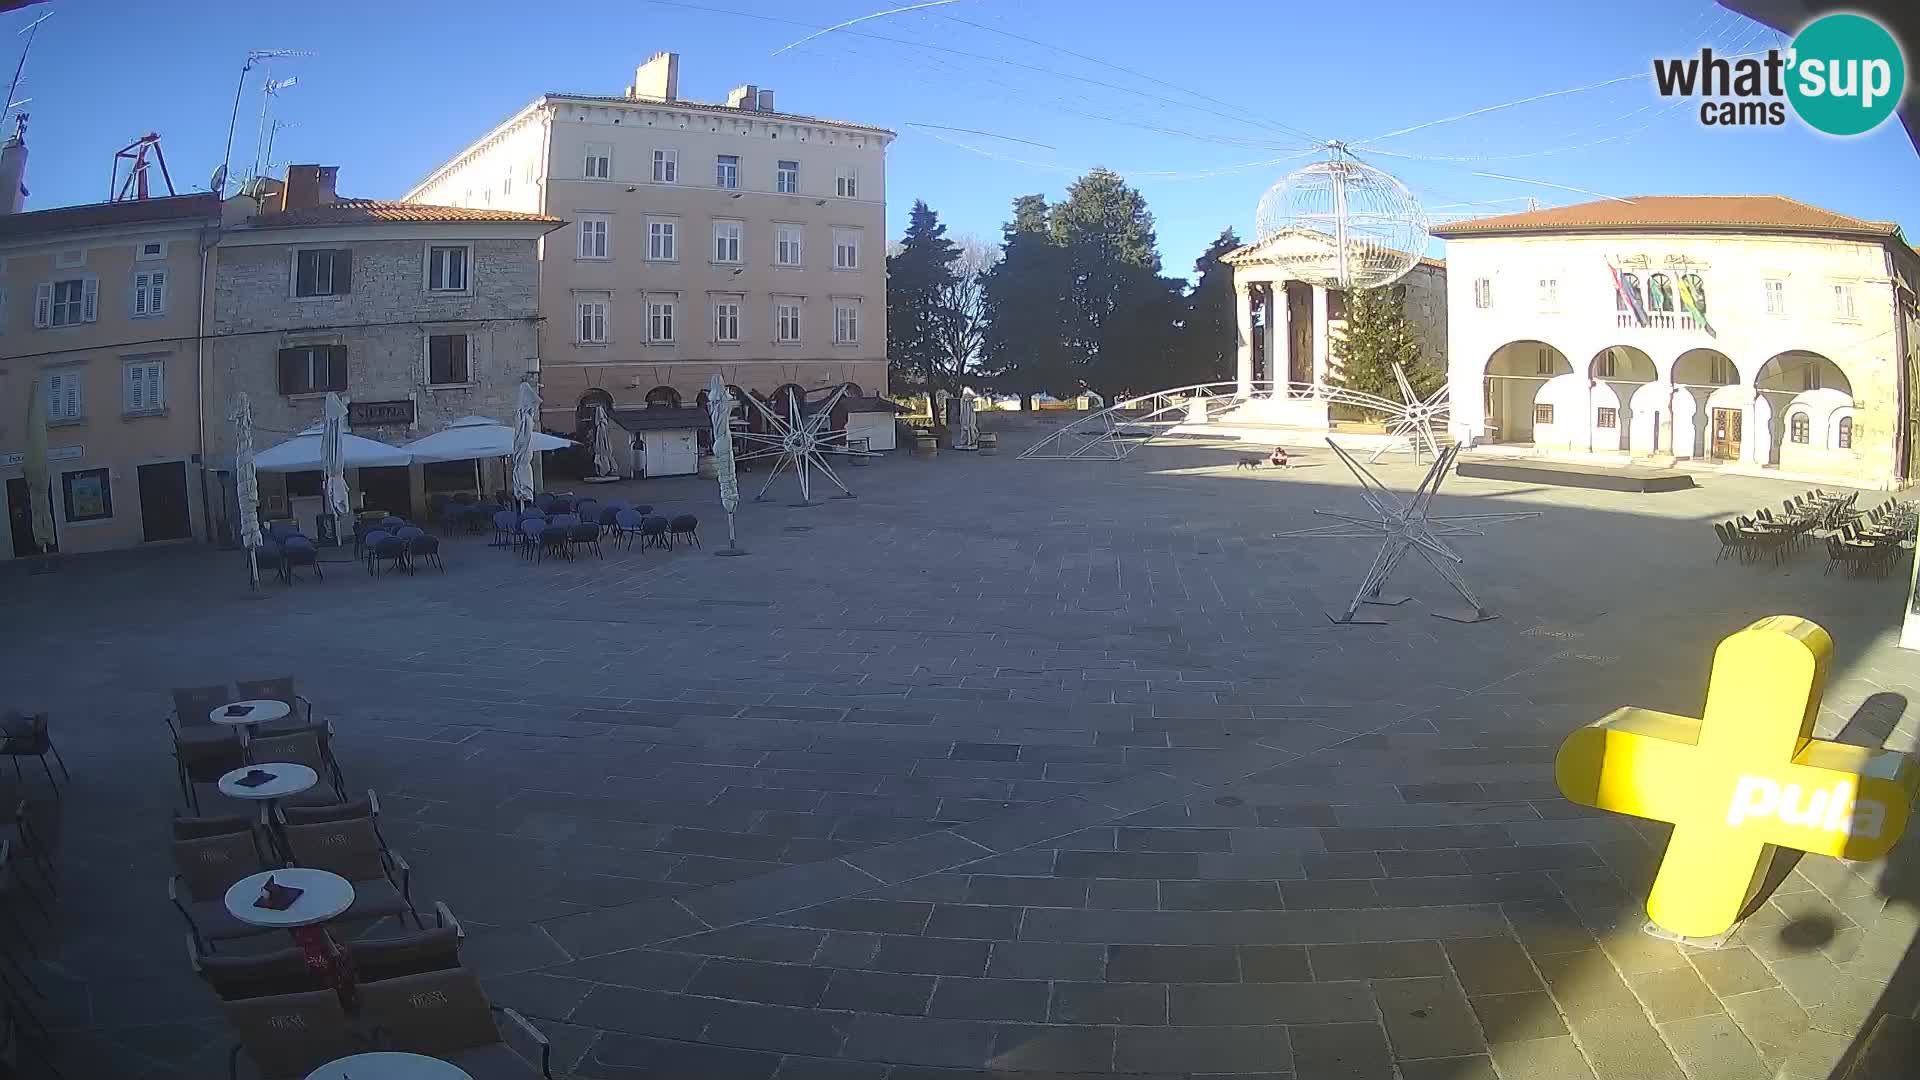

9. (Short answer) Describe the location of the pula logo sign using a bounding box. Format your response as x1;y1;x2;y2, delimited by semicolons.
1653;13;1906;136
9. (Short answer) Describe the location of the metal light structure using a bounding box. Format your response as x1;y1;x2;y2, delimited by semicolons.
1275;441;1538;625
1255;143;1429;291
1020;369;1448;463
736;385;873;506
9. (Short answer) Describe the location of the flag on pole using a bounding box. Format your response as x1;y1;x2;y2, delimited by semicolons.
1608;263;1648;327
1677;274;1716;338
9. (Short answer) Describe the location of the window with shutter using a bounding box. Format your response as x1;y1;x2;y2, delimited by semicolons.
133;269;167;316
428;335;471;385
294;250;351;297
276;345;347;395
42;279;92;326
427;246;469;292
46;371;82;421
34;282;50;327
124;361;165;413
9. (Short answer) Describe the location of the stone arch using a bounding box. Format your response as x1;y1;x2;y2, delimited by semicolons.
1753;351;1852;466
1481;340;1572;444
1589;346;1657;453
1670;349;1740;459
575;388;615;432
645;385;682;408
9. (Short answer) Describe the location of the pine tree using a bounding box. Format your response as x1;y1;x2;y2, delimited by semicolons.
1047;168;1164;396
886;200;961;401
981;195;1073;407
1332;285;1441;410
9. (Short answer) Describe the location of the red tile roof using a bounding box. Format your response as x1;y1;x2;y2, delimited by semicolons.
1431;195;1901;240
247;199;562;228
0;193;218;242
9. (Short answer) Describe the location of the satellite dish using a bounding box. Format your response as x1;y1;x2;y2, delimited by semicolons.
209;164;228;195
1255;144;1429;291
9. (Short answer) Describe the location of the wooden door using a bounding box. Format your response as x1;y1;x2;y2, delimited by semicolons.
137;462;193;542
5;477;54;556
1711;408;1743;461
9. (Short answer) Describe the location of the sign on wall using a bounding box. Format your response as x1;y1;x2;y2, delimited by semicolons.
0;446;84;467
1556;615;1919;939
349;400;414;427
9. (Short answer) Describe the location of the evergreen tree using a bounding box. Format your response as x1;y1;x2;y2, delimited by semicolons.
1178;227;1242;386
981;195;1073;407
886;200;960;399
1047;168;1163;396
1331;285;1442;410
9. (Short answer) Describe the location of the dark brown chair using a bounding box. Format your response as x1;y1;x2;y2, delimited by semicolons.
281;817;419;929
219;987;363;1080
357;966;552;1078
347;902;464;983
170;812;255;841
168;830;274;951
167;685;243;812
231;677;317;735
243;726;346;803
278;791;391;856
186;935;323;1000
0;711;66;796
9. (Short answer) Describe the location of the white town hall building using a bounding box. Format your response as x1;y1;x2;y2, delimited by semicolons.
1434;196;1920;491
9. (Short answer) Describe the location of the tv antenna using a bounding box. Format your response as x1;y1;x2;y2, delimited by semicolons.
250;76;296;179
219;48;310;197
1;11;53;133
111;133;176;201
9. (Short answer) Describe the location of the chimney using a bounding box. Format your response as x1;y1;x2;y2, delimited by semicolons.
755;89;775;113
0;113;28;215
630;52;679;102
725;84;757;110
279;165;338;212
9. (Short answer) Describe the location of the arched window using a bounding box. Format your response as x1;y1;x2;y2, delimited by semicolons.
1789;412;1810;444
1617;272;1642;313
1647;273;1674;312
1837;416;1854;450
842;382;864;399
772;383;806;415
575;389;614;428
1681;272;1708;316
645;385;682;408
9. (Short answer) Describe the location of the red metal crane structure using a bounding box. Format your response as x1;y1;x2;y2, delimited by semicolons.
110;133;176;201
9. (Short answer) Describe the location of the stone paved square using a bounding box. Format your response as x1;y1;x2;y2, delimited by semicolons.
5;424;1919;1079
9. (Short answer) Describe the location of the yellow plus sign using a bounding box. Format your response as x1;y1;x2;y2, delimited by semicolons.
1556;616;1920;939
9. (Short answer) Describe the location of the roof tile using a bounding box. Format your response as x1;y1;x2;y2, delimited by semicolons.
1431;195;1899;239
247;199;562;228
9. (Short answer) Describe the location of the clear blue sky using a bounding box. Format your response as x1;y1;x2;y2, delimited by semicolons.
9;0;1918;277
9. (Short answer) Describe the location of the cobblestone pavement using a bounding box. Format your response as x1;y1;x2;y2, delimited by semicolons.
4;425;1919;1079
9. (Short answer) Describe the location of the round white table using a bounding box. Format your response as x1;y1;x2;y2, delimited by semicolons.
217;762;318;803
225;867;355;930
306;1053;474;1079
209;698;291;732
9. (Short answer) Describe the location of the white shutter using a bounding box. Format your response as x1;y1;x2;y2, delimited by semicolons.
149;270;166;314
81;278;98;322
34;283;50;327
125;365;142;411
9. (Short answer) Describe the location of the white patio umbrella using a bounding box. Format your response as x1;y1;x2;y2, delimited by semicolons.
321;392;350;526
404;414;571;463
253;423;411;472
592;404;618;478
231;393;263;588
22;379;53;559
511;384;540;507
707;374;746;556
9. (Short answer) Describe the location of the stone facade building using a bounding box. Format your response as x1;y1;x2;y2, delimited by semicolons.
1435;195;1920;490
205;166;560;528
403;52;893;433
0;172;219;561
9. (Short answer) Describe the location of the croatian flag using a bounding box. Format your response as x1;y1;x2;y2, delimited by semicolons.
1609;263;1648;327
1678;275;1716;338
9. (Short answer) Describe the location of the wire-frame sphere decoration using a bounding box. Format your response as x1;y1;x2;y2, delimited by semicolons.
1255;145;1430;292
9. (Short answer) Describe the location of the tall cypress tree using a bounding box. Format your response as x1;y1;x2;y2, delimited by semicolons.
886;200;960;400
981;195;1072;406
1180;227;1243;386
1047;168;1163;396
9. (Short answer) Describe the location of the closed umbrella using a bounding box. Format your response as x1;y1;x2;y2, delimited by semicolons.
321;392;349;527
511;382;538;507
707;374;745;556
22;379;53;560
231;393;262;588
592;403;618;478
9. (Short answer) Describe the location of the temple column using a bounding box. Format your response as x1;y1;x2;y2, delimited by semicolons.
1311;285;1331;388
1271;283;1292;392
1234;280;1255;397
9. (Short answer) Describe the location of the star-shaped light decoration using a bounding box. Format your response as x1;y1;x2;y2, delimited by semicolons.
1366;362;1451;465
1277;441;1539;624
736;384;873;506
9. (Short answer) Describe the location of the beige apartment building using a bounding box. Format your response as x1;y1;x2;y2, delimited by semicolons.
404;52;893;432
0;166;220;560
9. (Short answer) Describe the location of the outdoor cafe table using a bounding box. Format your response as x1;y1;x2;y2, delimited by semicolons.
226;867;359;1004
307;1052;475;1079
208;698;291;735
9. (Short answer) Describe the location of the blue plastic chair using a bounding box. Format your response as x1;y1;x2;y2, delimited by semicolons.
575;498;601;521
550;513;580;528
537;522;571;562
280;535;322;584
533;493;555;513
518;519;544;560
364;530;407;577
604;498;631;513
396;525;441;573
491;510;517;547
614;508;646;551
